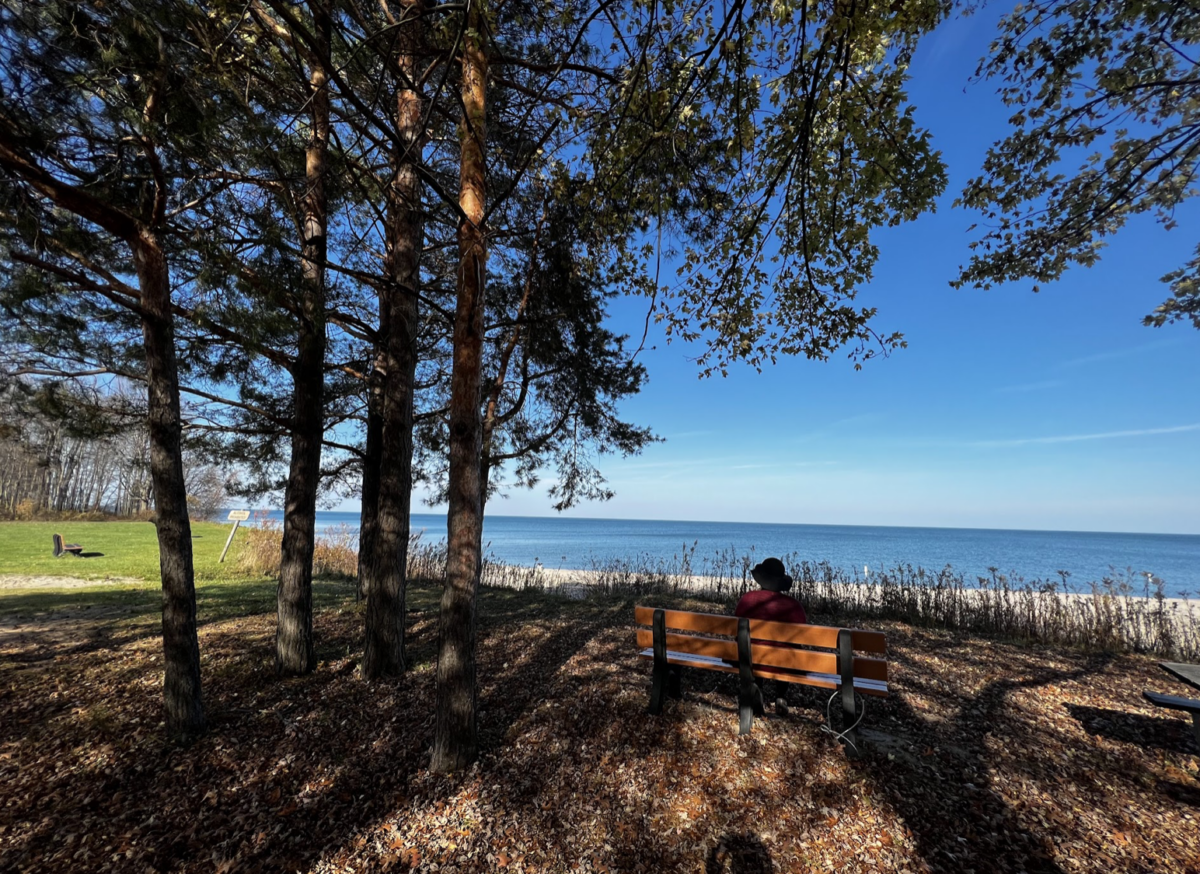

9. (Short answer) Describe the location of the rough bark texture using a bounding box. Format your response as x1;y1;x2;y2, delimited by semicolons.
356;361;384;601
0;61;204;743
277;1;330;676
363;1;424;679
432;5;488;773
134;230;205;743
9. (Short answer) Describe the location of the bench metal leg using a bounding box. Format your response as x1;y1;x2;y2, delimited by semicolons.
739;686;764;735
772;680;789;716
649;666;666;715
838;629;861;757
649;609;667;715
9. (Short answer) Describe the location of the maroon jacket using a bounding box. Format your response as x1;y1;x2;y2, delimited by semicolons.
734;590;808;625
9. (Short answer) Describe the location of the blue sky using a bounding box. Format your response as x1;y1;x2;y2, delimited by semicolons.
402;8;1200;535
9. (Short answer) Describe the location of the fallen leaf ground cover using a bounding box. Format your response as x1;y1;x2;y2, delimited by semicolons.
1;580;1198;874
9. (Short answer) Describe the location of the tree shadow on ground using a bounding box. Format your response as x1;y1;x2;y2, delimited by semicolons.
5;588;1198;874
1065;703;1198;755
1156;778;1200;807
0;578;361;667
705;833;774;874
0;582;638;874
836;651;1120;874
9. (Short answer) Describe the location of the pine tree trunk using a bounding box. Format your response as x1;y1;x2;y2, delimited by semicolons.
277;1;330;676
356;363;383;601
432;6;487;773
133;229;205;743
363;2;423;679
55;449;78;513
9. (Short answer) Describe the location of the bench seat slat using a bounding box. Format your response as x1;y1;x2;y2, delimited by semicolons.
637;648;888;696
635;628;739;662
752;666;889;697
639;648;739;674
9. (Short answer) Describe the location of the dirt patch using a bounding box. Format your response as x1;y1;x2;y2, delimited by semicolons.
0;574;144;589
0;604;154;663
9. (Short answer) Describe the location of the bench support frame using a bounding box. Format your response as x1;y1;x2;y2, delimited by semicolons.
640;607;884;748
649;609;668;715
837;629;860;756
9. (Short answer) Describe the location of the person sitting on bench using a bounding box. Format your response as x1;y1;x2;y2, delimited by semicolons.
734;557;808;714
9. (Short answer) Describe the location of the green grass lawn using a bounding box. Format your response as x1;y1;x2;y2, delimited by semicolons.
0;520;362;622
0;519;253;581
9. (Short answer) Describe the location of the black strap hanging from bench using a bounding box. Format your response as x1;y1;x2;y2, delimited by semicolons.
737;617;763;735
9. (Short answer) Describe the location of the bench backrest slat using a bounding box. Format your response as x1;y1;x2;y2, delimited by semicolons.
634;606;887;654
746;618;886;654
633;606;737;637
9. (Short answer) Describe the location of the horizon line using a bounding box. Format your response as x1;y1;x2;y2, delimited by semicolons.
232;507;1200;539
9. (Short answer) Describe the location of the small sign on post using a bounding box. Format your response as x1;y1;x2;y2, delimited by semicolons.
220;510;252;563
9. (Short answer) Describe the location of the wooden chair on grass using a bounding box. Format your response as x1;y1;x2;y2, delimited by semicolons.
52;533;83;558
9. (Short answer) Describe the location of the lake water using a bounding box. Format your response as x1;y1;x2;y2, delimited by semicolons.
238;509;1200;597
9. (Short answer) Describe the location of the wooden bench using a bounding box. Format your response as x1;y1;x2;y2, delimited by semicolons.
52;533;83;558
634;606;888;748
1143;691;1200;747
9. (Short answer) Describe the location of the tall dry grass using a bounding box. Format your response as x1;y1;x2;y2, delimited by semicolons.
237;523;1200;661
235;516;359;581
467;543;1200;661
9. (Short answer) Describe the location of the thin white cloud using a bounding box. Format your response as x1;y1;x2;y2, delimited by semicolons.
1059;338;1181;369
789;413;882;443
620;455;744;471
730;460;839;470
972;423;1200;448
996;380;1065;394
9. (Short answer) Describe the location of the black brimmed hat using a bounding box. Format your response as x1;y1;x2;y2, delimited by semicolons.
751;557;793;593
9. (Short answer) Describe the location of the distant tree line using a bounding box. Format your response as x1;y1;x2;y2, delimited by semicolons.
0;377;228;519
0;380;150;516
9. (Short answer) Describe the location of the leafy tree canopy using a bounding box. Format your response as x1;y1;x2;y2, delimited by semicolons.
955;0;1200;329
587;0;950;376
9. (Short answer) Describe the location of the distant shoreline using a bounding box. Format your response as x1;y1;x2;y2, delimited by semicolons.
262;510;1200;596
230;508;1200;539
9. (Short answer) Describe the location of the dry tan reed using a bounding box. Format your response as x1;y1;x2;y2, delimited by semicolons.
234;515;359;581
466;544;1200;661
246;526;1200;660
